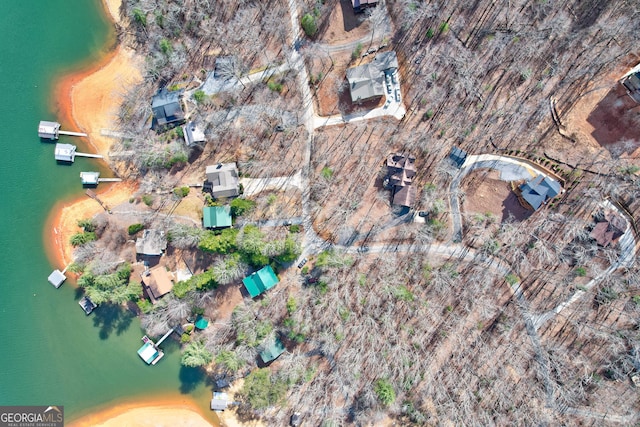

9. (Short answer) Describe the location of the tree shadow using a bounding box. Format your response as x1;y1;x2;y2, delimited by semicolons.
340;0;364;32
586;84;640;158
178;365;207;394
92;303;135;340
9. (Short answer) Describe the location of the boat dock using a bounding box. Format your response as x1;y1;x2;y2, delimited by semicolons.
55;143;103;163
80;172;122;187
39;121;87;140
137;327;175;365
47;266;68;288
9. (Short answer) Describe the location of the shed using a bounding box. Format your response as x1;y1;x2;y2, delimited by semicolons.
210;392;230;411
259;337;286;364
205;163;240;199
151;88;185;129
38;121;60;139
78;296;97;315
449;147;467;168
183;121;206;147
242;265;279;298
141;265;175;303
195;316;209;330
48;269;66;288
135;229;168;257
203;206;232;229
80;171;100;186
519;175;562;211
55;143;76;162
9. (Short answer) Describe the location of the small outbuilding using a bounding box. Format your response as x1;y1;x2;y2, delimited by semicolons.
47;269;66;288
210;392;230;411
259;337;286;364
519;175;562;211
242;265;279;298
136;229;168;257
55;143;76;162
151;88;185;129
38;121;61;139
449;147;467;168
205;163;240;199
203;206;232;229
141;265;175;304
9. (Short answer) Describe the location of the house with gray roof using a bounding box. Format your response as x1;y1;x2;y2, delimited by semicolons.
135;229;168;257
183;121;206;147
205;163;240;199
519;175;562;211
346;51;398;103
621;63;640;104
151;88;185;129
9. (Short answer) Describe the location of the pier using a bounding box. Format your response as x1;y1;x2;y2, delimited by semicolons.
137;327;175;365
55;143;103;163
38;121;87;140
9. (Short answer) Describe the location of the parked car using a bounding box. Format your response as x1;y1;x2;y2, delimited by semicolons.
391;73;397;85
415;54;425;64
395;88;401;103
297;258;308;269
418;211;429;218
386;82;392;94
275;124;285;132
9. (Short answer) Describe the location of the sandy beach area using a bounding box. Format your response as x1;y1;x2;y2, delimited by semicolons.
46;1;265;426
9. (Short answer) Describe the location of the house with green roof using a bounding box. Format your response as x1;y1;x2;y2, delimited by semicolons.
259;337;286;364
203;206;232;229
242;265;279;298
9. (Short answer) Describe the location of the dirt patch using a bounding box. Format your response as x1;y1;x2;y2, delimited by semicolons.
461;170;532;222
318;0;371;45
310;50;385;116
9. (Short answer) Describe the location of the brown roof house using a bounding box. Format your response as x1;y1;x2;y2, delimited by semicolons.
590;211;626;247
142;265;175;304
204;163;240;199
385;153;416;207
135;229;168;258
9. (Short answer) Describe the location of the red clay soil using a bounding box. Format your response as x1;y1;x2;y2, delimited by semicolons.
318;0;371;45
586;83;640;158
462;170;532;222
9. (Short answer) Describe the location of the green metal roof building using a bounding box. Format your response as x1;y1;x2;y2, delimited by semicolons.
259;337;286;364
242;265;279;298
203;206;232;229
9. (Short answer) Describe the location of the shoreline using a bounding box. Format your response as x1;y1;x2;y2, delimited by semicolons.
42;1;217;426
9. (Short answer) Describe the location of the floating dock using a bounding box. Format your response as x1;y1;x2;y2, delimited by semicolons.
55;143;103;163
39;121;87;140
79;296;97;315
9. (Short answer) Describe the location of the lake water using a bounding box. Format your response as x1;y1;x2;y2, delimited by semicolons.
0;0;214;422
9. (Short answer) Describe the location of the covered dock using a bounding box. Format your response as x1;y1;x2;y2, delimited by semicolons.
55;143;103;163
38;121;87;140
47;269;66;288
80;172;122;187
